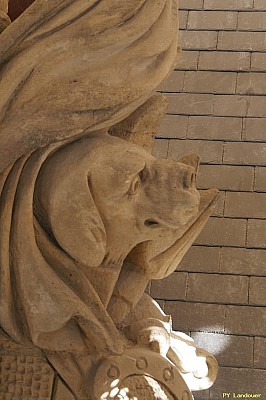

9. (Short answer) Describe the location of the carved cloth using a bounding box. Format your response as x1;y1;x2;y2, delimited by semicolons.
0;144;126;355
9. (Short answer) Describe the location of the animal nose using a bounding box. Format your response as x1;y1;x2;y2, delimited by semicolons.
183;169;196;189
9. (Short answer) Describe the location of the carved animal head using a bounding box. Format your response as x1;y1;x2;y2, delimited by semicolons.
34;133;200;268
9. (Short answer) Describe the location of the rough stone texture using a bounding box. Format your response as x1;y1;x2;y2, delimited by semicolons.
156;2;266;398
187;116;242;140
225;192;266;218
187;273;249;304
191;332;254;367
199;51;251;71
0;1;221;399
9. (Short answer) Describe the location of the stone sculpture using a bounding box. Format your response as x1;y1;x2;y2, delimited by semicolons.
0;1;219;399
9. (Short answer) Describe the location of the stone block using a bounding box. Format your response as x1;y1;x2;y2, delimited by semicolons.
254;0;266;9
247;220;266;248
251;53;266;71
254;337;266;368
159;71;185;92
184;71;237;94
180;30;218;50
199;51;250;71
175;50;199;71
255;167;266;192
204;0;253;10
168;139;223;164
187;273;249;304
179;245;221;273
188;11;238;30
191;332;254;367
237;73;266;95
187;116;242;141
167;93;214;115
225;192;266;218
197;165;254;191
157;115;188;139
243;118;266;141
179;10;188;29
225;305;266;335
165;301;226;332
249;277;266;306
213;95;248;117
209;367;266;398
195;217;247;247
223;142;266;166
238;11;266;30
180;0;204;10
150;272;188;300
220;247;266;276
218;31;266;51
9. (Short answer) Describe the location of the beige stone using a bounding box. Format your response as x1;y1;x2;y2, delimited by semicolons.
0;1;220;399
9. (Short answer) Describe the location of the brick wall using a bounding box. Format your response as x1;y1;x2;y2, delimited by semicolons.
152;1;266;398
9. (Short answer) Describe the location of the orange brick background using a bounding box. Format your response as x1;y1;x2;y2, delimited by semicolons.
151;0;266;398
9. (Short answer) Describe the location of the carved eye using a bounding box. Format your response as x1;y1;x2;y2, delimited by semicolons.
128;166;147;196
128;175;141;196
139;166;148;182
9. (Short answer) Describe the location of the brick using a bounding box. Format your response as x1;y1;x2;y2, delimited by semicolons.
209;367;266;398
150;272;187;300
195;217;247;247
188;11;238;30
166;93;214;115
197;165;254;191
211;190;225;217
194;390;210;400
237;72;266;95
179;10;188;29
179;0;203;10
168;139;223;164
165;301;226;332
243;118;266;141
249;277;266;306
179;30;218;50
247;96;266;117
254;0;266;9
157;115;188;139
187;116;242;141
218;31;266;51
213;95;248;117
225;192;266;218
247;220;266;248
251;52;266;71
183;71;237;94
159;71;185;92
204;0;253;10
157;299;165;310
175;50;199;70
179;245;221;273
191;332;253;367
254;337;266;368
220;247;266;276
255;167;266;192
199;51;250;71
223;142;266;166
225;305;266;335
238;11;266;31
187;273;249;304
152;139;168;158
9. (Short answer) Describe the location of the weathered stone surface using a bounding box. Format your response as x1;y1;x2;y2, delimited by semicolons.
0;1;220;399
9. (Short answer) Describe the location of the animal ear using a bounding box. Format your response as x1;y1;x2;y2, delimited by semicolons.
177;154;200;175
34;153;106;268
